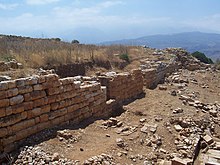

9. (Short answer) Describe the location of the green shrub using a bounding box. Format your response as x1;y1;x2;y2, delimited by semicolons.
119;53;130;62
191;51;213;64
0;54;14;62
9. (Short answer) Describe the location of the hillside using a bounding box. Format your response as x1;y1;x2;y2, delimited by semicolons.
101;32;220;61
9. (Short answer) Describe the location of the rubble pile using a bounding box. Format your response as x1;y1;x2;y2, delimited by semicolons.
0;59;23;72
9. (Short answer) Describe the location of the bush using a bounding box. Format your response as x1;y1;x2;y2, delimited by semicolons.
0;54;14;62
119;53;130;63
191;51;213;64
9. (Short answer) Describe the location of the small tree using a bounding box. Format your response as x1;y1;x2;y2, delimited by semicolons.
191;51;213;64
71;40;79;44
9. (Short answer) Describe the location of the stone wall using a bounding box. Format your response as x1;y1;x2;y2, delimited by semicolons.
98;69;143;102
0;60;23;72
142;61;180;89
0;70;144;157
0;74;108;155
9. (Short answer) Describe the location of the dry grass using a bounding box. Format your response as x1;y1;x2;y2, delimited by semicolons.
0;35;150;71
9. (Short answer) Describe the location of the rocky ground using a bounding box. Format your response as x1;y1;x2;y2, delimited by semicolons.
1;67;218;165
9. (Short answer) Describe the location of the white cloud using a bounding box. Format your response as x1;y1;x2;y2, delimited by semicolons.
182;14;220;32
26;0;59;5
0;3;18;10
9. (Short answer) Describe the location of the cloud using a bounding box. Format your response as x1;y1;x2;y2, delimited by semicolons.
26;0;59;5
0;3;18;10
182;14;220;33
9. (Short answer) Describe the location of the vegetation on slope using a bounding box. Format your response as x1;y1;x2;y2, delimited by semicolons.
191;51;213;64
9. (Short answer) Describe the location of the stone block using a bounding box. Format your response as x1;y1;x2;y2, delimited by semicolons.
7;88;19;97
9;95;24;106
41;105;50;113
0;128;8;138
33;84;44;91
0;108;6;117
40;114;49;122
11;104;25;114
46;87;62;96
18;86;33;94
51;102;59;111
10;118;35;133
0;99;9;108
172;157;192;165
33;98;46;108
0;81;8;91
48;95;56;104
7;80;16;89
24;90;46;101
23;101;34;110
26;76;38;85
0;90;7;99
15;78;26;87
0;112;27;127
203;135;214;145
38;76;46;83
27;108;42;118
37;121;51;132
2;135;16;146
49;108;67;120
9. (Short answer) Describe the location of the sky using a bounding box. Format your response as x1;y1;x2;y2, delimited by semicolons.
0;0;220;43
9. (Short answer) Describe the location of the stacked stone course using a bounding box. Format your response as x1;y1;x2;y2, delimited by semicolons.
0;74;107;154
0;69;144;157
98;69;143;102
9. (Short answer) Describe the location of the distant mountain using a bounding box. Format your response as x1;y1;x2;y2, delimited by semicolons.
100;32;220;61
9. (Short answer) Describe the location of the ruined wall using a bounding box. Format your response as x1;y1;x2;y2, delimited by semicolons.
0;69;144;156
0;74;107;154
98;69;143;102
142;62;180;89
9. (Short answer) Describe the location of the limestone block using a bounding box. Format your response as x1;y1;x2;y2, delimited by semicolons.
0;99;9;108
24;90;46;101
23;101;33;110
11;104;25;114
6;80;16;89
33;84;44;91
0;108;6;117
45;74;59;82
37;121;51;132
0;81;8;91
47;95;56;104
51;102;59;111
15;78;26;87
33;98;46;108
0;111;27;127
9;95;24;106
40;114;49;122
49;108;67;120
2;135;16;146
7;88;19;97
0;90;7;99
26;76;38;85
10;118;35;133
41;105;51;113
50;116;65;126
38;76;46;83
18;86;33;94
67;104;78;113
27;108;42;118
0;128;7;138
74;81;81;89
16;125;38;141
46;86;62;96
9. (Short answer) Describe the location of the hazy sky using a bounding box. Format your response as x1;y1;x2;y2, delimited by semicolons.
0;0;220;43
